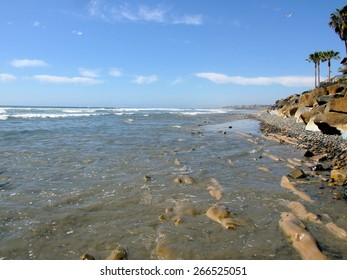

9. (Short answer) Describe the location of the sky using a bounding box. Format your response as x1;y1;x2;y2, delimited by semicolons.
0;0;346;108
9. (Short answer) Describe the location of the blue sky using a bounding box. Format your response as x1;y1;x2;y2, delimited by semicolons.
0;0;346;108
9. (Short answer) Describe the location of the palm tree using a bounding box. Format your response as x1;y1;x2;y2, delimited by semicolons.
306;52;321;88
329;5;347;56
321;50;340;81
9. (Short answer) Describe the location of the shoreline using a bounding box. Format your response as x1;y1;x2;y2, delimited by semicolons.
247;109;347;202
252;110;347;170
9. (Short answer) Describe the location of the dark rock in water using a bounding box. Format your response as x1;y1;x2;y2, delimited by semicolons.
144;175;152;182
344;186;347;200
289;169;307;179
311;164;325;171
81;253;96;260
106;246;128;260
332;191;343;200
304;150;314;158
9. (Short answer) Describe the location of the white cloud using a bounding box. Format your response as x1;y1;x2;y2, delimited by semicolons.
88;0;203;25
195;72;314;87
78;68;100;78
33;21;40;27
138;6;165;22
0;73;16;82
109;68;122;78
170;77;184;86
34;75;102;85
11;59;48;68
132;75;158;84
173;15;203;26
73;30;83;36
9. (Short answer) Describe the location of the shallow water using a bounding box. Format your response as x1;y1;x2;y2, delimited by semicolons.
0;107;346;260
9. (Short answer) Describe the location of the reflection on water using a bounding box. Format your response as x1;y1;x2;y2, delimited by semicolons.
0;108;346;259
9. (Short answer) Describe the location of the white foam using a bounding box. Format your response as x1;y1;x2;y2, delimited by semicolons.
0;107;232;120
11;113;99;119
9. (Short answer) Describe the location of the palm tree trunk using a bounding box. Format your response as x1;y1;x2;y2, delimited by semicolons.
314;63;317;88
328;59;331;81
318;61;321;85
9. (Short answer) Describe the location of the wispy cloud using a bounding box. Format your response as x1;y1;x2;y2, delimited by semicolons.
72;30;83;36
109;68;122;78
33;21;41;27
88;0;202;25
173;15;203;26
0;73;16;82
10;59;48;68
132;75;158;85
78;68;100;78
170;77;184;86
138;6;165;23
195;72;314;87
34;75;102;85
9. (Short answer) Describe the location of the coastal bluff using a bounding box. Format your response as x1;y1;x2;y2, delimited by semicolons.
256;78;347;196
269;79;347;139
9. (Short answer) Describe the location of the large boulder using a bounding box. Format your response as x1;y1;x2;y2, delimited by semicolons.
300;105;326;124
314;112;347;138
299;88;328;107
295;106;312;122
326;83;347;95
325;96;347;114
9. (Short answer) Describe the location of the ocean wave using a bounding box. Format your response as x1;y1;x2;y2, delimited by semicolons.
0;107;232;120
9;113;102;119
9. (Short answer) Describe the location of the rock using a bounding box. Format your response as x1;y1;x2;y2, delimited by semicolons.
206;203;244;229
310;154;328;162
303;150;314;158
316;94;343;106
285;201;322;224
311;164;325;171
300;105;326;124
207;178;224;200
294;106;312;122
171;216;182;226
299;88;328;107
158;214;167;221
326;83;347;95
325;222;347;241
258;166;271;173
105;246;128;260
279;212;328;260
281;176;313;202
330;169;347;186
305;117;321;132
288;169;306;179
143;175;152;182
174;176;194;184
314;112;347;136
81;253;96;260
325;96;347;114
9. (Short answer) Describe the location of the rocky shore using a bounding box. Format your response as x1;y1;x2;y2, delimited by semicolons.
255;111;347;170
247;94;347;259
250;79;347;193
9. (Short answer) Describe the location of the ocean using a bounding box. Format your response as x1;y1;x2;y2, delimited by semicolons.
0;106;346;259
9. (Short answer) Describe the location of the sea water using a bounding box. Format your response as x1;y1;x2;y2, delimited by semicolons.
0;107;346;260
